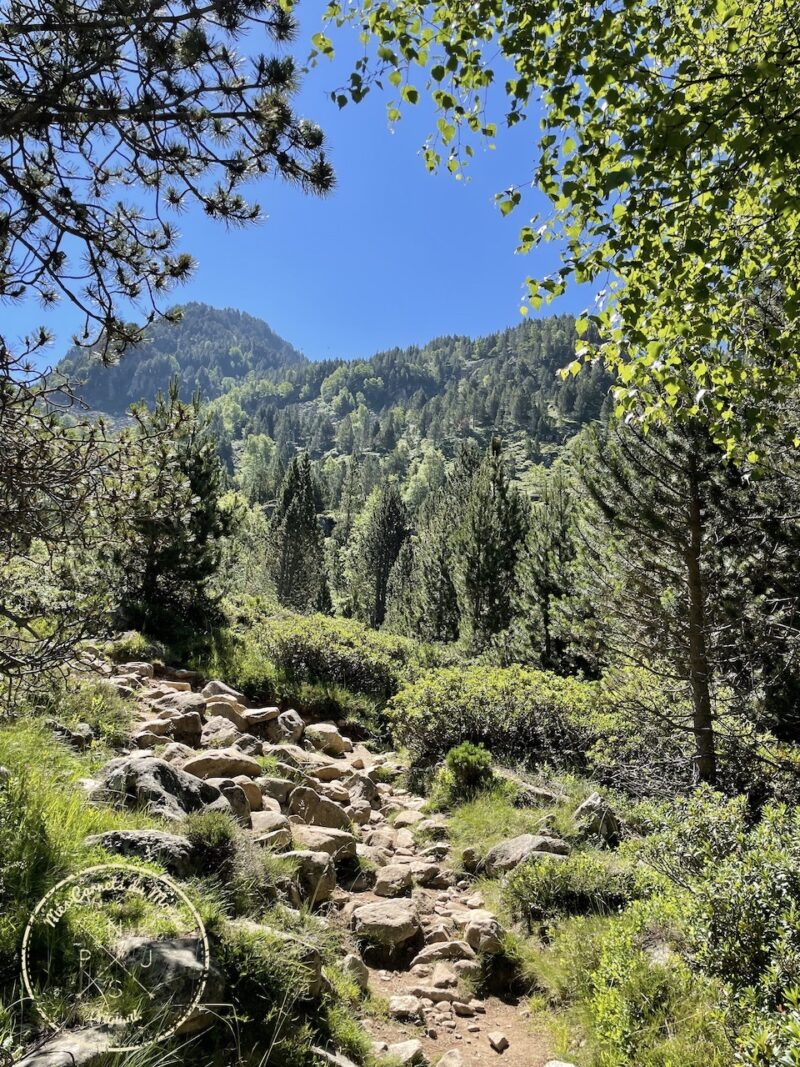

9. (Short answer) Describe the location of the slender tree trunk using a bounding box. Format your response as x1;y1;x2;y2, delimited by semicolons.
685;457;717;785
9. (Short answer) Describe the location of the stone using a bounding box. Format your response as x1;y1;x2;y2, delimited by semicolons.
310;1049;360;1067
232;733;263;756
255;827;292;850
461;847;480;873
84;829;194;877
411;861;451;889
389;995;422;1020
201;679;246;702
258;776;295;804
97;756;222;822
151;690;206;716
119;660;154;678
204;696;248;729
159;741;195;765
288;786;351;830
385;1039;427;1066
410;941;475;968
15;1024;117;1065
291;824;357;860
437;1053;464;1066
460;911;505;955
394;809;425;829
347;799;373;826
543;1062;579;1067
453;959;481;980
345;770;379;804
182;749;261;780
488;1032;509;1053
205;778;251;826
309;762;349;782
574;792;620;845
285;849;337;904
453;1002;474;1017
482;833;570;875
251;810;291;836
265;708;305;745
374;863;413;898
233;774;262;811
242;706;280;736
352;899;420;947
341;952;369;991
304;723;351;757
201;716;243;749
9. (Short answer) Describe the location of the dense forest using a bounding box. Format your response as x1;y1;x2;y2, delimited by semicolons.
3;2;800;1067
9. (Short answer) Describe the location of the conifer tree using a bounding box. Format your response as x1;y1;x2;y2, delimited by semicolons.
348;482;409;627
454;438;527;650
112;382;230;637
267;453;326;611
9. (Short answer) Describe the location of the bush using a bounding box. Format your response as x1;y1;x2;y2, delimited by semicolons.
42;675;134;748
388;664;599;771
432;742;495;807
504;852;639;928
203;606;444;702
183;809;239;880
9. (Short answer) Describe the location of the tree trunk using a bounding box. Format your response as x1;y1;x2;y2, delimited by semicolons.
685;457;717;785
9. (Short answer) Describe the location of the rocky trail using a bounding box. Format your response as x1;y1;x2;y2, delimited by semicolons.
24;655;578;1067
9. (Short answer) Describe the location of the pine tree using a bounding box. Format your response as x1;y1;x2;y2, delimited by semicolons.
267;453;326;611
113;382;230;637
348;482;409;627
454;438;527;650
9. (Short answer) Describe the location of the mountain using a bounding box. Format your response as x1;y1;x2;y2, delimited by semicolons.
55;303;306;415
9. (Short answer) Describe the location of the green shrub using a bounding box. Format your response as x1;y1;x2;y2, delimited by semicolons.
388;664;598;770
104;630;165;664
504;852;639;929
202;606;446;702
432;742;495;807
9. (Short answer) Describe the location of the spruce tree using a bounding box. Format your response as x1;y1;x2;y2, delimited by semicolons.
267;453;326;611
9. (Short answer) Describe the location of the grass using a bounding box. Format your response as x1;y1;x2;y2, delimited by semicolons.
444;772;595;868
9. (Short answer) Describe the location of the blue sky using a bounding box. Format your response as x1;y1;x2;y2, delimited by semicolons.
10;15;587;367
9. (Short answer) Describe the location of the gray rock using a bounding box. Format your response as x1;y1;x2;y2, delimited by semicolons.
574;792;620;845
205;777;251;826
310;1048;360;1067
482;833;570;874
388;994;422;1019
374;863;413;898
15;1024;117;1065
291;824;357;860
385;1039;427;1065
288;786;351;830
488;1032;510;1053
352;899;420;947
285;849;337;904
83;829;194;876
182;749;261;780
258;776;295;804
410;941;475;968
231;732;263;756
200;715;242;748
341;951;369;991
98;757;222;822
305;723;351;757
201;679;246;702
265;708;305;744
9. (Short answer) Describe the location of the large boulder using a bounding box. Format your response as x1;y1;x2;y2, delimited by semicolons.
97;757;222;822
265;708;305;745
200;715;242;749
482;833;570;875
150;690;206;716
83;829;194;877
304;723;351;757
287;786;351;831
204;698;248;732
182;749;261;781
351;899;420;947
574;792;620;846
291;824;357;860
241;706;280;737
285;849;337;904
201;679;246;702
374;863;413;898
258;776;295;804
458;910;505;955
409;941;475;968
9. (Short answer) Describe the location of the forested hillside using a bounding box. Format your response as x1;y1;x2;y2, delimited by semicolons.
55;304;306;412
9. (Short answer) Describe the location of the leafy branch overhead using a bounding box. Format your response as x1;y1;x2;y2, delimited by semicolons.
316;0;800;455
0;0;334;361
